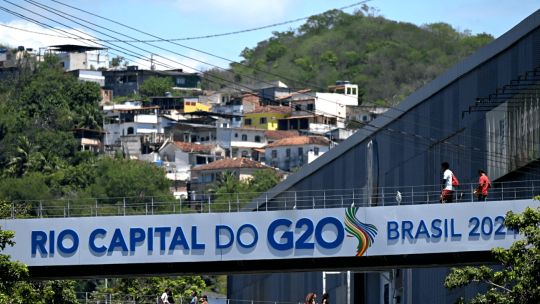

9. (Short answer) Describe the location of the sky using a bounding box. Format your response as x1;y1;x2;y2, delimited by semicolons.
0;0;538;72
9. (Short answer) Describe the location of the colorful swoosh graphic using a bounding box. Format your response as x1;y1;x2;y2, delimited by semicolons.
344;207;378;256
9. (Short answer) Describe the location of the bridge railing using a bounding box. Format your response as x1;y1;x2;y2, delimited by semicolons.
5;180;540;218
75;292;301;304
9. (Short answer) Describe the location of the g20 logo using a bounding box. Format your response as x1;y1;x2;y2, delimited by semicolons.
344;207;378;256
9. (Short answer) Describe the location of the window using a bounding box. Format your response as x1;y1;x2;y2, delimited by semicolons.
352;87;357;95
175;77;186;85
127;127;134;135
271;150;277;158
298;147;303;155
254;135;261;143
307;104;314;111
314;147;319;155
260;117;267;124
234;133;238;138
241;150;249;158
245;118;252;125
295;104;302;111
286;148;291;157
241;134;247;141
235;117;241;121
346;87;351;94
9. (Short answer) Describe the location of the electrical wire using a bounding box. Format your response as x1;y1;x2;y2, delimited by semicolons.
28;0;540;152
3;1;540;177
49;0;372;42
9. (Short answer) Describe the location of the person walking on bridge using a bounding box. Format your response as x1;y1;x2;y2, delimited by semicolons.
475;169;491;201
200;295;208;304
440;162;455;203
189;291;198;304
160;288;170;304
305;292;317;304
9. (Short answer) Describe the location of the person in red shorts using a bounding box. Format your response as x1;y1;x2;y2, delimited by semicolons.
475;169;491;201
440;162;454;203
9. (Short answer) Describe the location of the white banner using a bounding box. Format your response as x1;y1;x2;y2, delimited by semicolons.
1;200;537;267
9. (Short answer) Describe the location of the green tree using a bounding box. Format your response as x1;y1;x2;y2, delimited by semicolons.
211;169;281;211
139;76;173;98
0;200;29;304
81;158;173;210
231;8;493;106
110;56;128;67
444;206;540;303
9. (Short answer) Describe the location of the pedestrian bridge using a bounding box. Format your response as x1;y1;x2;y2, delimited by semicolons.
2;182;538;279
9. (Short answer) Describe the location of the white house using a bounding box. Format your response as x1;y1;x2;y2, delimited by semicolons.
102;102;174;156
48;44;109;71
159;141;225;196
264;136;330;171
287;82;359;130
216;127;268;159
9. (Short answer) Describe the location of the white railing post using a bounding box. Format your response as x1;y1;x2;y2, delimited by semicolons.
123;197;126;216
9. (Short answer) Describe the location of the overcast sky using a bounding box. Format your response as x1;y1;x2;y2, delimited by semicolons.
0;0;538;72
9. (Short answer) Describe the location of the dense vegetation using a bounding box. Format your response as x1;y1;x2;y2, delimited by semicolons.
0;56;228;300
204;9;493;106
445;205;540;303
0;56;173;213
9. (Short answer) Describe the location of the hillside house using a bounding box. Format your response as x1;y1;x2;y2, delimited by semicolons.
190;158;271;193
73;128;105;153
159;141;225;195
48;44;109;71
244;105;291;130
264;136;330;171
103;66;201;97
217;127;267;159
103;102;174;156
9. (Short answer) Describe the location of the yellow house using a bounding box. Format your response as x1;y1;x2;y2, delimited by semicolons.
244;106;291;130
184;99;211;113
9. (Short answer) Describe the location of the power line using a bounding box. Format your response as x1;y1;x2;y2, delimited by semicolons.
35;0;540;152
4;1;540;176
49;0;367;97
49;0;372;42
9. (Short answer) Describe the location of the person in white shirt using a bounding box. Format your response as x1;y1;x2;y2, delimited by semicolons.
440;162;454;203
161;288;170;304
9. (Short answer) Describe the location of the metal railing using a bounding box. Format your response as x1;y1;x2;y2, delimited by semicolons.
5;180;540;219
75;292;301;304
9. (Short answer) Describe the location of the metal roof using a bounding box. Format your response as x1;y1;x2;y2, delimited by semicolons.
48;44;106;52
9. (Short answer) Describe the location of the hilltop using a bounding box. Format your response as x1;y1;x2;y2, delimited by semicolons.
204;9;493;106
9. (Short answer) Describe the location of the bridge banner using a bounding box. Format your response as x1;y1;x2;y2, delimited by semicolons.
1;200;538;267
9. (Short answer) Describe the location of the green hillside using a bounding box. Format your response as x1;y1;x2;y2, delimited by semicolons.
208;9;493;106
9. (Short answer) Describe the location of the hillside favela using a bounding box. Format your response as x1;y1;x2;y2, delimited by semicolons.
0;1;540;304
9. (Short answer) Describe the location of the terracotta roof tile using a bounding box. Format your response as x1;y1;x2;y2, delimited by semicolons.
247;105;291;115
191;157;269;171
265;136;330;148
173;142;213;153
264;130;300;140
